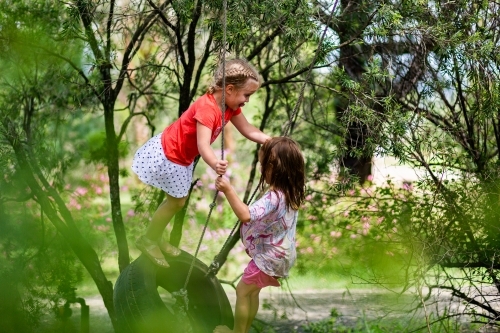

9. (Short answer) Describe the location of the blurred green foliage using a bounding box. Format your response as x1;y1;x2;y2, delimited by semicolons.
1;0;500;331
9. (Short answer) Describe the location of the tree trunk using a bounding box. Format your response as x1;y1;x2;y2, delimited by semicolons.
104;103;130;272
6;130;118;331
336;0;373;184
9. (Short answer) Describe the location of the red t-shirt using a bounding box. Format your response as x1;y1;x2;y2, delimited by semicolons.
161;93;242;166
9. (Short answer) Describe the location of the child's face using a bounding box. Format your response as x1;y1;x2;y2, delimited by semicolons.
225;79;259;111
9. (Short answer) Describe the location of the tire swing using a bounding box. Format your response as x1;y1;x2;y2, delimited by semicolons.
114;0;234;331
113;251;233;333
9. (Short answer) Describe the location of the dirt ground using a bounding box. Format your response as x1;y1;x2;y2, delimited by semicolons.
247;288;500;333
42;289;408;333
41;287;499;333
232;288;423;333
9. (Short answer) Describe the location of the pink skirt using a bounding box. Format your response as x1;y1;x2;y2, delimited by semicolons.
241;260;280;288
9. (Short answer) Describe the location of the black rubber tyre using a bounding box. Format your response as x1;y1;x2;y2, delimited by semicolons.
113;251;233;333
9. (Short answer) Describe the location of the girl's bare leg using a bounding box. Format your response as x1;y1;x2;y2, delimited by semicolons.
234;280;261;333
143;193;186;258
213;280;261;333
246;288;261;333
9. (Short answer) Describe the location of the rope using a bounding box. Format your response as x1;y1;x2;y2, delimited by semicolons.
206;185;259;276
180;0;228;303
220;0;227;160
183;192;219;290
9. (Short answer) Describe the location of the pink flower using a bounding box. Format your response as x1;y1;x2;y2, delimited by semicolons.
350;234;357;239
68;198;81;210
330;231;342;238
343;210;350;217
127;210;135;217
367;174;374;181
345;225;352;230
403;182;413;191
75;187;88;196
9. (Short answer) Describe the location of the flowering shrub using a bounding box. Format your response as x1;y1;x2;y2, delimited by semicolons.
295;177;418;285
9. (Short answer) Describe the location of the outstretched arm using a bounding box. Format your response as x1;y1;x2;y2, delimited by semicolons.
215;176;251;223
231;113;270;144
197;122;228;175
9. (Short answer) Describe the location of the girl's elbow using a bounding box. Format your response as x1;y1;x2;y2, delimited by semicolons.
240;216;251;224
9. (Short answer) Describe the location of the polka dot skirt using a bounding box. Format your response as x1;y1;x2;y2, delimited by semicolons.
131;134;194;198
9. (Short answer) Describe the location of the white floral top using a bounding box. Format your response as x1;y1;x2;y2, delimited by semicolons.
241;190;298;278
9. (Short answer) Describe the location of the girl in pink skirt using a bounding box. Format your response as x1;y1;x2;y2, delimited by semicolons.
213;137;306;333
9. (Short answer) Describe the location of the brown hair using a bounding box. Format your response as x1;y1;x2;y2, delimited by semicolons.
207;58;261;94
258;137;306;210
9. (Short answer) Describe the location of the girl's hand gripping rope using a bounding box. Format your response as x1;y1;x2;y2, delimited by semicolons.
215;159;228;175
215;175;231;193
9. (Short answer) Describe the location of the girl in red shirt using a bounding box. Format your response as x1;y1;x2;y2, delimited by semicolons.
132;58;271;267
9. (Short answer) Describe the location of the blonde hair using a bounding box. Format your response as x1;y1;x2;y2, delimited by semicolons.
207;58;261;94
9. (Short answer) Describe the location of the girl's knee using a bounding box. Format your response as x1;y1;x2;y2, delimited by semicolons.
250;289;261;298
164;195;187;210
172;197;187;210
236;281;260;297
